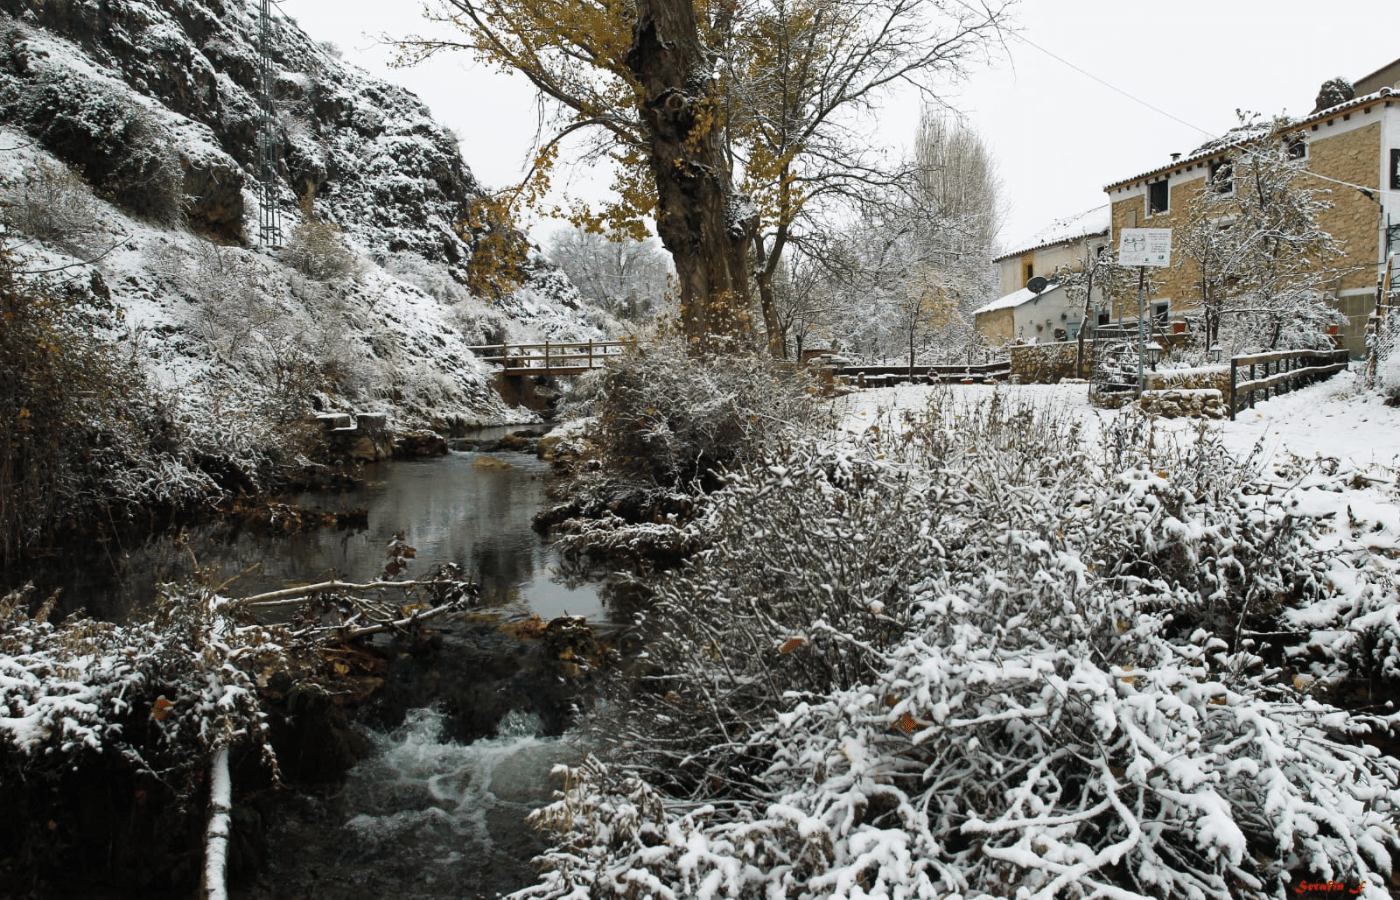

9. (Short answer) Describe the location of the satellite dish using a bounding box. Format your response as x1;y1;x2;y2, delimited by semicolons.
1026;276;1049;295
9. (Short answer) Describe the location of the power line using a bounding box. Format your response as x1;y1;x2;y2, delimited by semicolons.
946;0;1218;139
1008;32;1216;139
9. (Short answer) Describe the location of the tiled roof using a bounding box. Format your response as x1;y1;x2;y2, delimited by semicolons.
993;205;1110;263
1103;87;1396;192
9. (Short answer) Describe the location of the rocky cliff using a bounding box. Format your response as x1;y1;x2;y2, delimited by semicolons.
0;0;603;439
1;0;483;270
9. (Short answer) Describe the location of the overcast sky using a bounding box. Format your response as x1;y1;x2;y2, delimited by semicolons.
278;0;1399;251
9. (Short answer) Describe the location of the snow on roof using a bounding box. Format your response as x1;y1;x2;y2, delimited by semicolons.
1103;88;1397;191
973;281;1064;316
994;206;1110;262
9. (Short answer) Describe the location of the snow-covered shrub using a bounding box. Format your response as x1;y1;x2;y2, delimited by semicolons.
104;109;184;226
582;340;817;493
547;342;819;556
0;582;277;782
281;219;362;283
0;157;103;253
381;250;476;306
528;391;1400;900
449;303;513;346
0;243;220;566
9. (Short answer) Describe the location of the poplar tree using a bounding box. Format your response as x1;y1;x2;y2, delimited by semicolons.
402;0;1009;352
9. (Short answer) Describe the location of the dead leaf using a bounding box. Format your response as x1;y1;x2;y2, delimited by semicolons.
151;696;174;721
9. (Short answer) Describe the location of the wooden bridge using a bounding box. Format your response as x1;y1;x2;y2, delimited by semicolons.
468;340;636;376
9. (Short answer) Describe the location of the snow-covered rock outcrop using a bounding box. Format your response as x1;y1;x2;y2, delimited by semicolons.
0;0;602;430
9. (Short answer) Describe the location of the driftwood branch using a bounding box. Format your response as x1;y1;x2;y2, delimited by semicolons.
235;579;448;609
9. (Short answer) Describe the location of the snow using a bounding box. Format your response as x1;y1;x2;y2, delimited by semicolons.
834;371;1400;472
972;281;1066;316
996;204;1111;262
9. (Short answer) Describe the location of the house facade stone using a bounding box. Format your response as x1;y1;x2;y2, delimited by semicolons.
1104;89;1400;355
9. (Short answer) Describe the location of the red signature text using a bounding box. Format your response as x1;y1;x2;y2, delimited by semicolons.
1294;881;1366;894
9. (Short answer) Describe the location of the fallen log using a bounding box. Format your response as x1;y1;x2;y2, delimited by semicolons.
202;745;232;900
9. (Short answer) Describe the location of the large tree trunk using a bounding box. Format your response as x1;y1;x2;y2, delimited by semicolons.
752;231;789;358
628;0;756;352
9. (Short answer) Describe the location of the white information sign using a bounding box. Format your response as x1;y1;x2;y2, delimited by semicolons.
1119;228;1173;267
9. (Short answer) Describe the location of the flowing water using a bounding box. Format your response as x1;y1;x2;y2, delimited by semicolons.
246;708;583;899
8;433;608;898
17;435;603;622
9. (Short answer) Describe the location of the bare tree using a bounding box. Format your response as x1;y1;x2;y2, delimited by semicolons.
796;112;1000;366
404;0;1010;352
545;227;673;322
1179;114;1344;352
1056;246;1131;378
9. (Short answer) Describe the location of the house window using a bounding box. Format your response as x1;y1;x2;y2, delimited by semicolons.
1148;179;1169;215
1153;302;1169;324
1391;148;1400;190
1025;263;1034;283
1209;159;1233;194
1097;311;1110;326
1288;136;1307;160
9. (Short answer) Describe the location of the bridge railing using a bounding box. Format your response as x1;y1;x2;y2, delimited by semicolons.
468;339;637;373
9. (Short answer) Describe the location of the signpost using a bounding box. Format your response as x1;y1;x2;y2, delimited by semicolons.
1118;228;1173;394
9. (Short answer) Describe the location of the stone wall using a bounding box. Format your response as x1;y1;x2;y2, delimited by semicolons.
976;307;1015;345
1138;388;1225;419
1009;342;1080;383
1143;365;1229;393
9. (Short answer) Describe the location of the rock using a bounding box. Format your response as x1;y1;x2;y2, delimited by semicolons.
1139;388;1225;419
392;429;448;458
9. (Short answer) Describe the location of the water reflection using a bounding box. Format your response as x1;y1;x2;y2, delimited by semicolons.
287;451;601;620
12;446;603;622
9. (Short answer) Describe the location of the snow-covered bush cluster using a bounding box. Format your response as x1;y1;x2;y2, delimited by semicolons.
549;339;818;549
0;583;277;785
0;239;221;566
527;390;1400;900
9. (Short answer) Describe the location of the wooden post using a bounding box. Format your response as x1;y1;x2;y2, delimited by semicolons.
1229;356;1238;420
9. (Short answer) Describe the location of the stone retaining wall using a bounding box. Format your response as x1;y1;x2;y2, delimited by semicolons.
1138;388;1225;419
1144;366;1230;394
1009;342;1081;383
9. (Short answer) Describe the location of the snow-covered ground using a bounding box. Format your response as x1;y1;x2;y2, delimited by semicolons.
836;371;1400;473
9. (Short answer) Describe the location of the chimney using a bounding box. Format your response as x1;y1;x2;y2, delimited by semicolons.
1170;152;1181;162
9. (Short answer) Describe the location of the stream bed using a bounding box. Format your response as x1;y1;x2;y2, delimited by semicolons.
8;432;612;899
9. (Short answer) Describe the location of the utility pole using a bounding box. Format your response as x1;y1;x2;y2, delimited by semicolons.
256;0;282;249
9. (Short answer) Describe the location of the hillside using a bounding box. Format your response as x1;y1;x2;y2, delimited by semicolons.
0;0;603;435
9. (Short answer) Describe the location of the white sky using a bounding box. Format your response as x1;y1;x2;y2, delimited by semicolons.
277;0;1399;250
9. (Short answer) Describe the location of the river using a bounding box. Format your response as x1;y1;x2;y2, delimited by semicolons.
17;432;604;623
9;433;608;899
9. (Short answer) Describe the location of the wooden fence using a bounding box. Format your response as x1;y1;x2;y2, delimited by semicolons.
1228;348;1349;420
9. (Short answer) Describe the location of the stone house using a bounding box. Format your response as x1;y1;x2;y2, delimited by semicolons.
975;205;1111;344
1103;74;1400;356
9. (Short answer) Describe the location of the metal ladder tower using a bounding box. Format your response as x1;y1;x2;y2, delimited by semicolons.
256;0;282;248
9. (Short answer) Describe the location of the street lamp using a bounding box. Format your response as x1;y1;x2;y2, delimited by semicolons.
1208;344;1223;364
1145;341;1162;371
